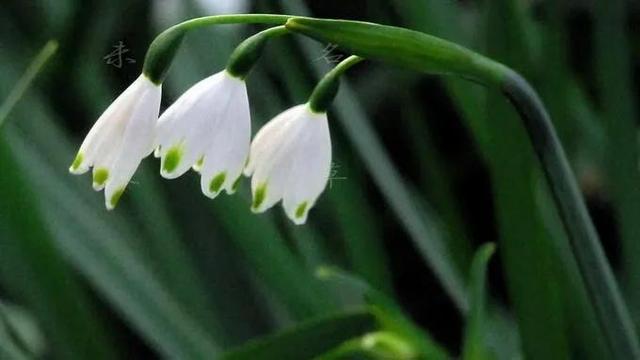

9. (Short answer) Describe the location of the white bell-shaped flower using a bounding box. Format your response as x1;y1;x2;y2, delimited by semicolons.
154;70;251;199
69;74;161;210
245;104;331;225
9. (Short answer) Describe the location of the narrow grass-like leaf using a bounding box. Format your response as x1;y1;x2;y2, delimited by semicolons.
0;49;221;354
0;40;57;128
0;301;45;358
528;2;611;357
316;266;449;359
0;139;117;360
482;2;571;357
400;97;473;277
128;167;227;342
534;177;609;359
326;157;394;295
396;1;607;358
594;0;640;324
4;127;220;358
285;224;333;272
220;310;376;360
0;328;29;360
493;2;638;357
211;195;340;319
0;301;41;360
462;243;495;360
0;30;228;358
0;42;116;359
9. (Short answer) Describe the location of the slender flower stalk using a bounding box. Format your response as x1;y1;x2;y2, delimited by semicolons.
143;15;293;85
0;40;58;129
308;55;364;113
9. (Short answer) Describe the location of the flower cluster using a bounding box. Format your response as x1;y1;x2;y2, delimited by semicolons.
69;69;332;224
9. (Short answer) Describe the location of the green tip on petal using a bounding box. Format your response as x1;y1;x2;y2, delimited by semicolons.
295;201;308;219
163;145;183;174
109;187;125;210
230;176;242;193
69;152;84;172
208;172;227;194
193;156;204;172
93;168;109;187
251;183;267;211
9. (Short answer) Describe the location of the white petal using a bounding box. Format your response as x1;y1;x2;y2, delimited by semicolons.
155;72;224;150
200;77;251;198
91;147;118;191
104;75;161;209
250;151;294;213
157;72;230;179
69;76;143;174
159;129;208;180
282;110;332;224
249;106;309;212
244;105;304;176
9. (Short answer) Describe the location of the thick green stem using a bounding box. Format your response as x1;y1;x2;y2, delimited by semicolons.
142;14;294;84
308;55;363;113
502;71;640;358
285;18;509;86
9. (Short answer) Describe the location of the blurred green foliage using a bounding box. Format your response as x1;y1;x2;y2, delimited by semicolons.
0;0;639;359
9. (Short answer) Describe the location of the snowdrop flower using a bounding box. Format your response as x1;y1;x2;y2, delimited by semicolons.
69;74;161;210
244;104;331;224
155;70;250;198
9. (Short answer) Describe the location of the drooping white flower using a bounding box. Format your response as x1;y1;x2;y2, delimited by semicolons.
69;74;161;210
244;104;332;225
154;70;251;199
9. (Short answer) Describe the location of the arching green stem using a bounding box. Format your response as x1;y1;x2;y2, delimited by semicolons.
285;17;640;358
143;14;294;84
502;71;640;358
226;25;289;80
308;55;364;113
285;18;509;86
